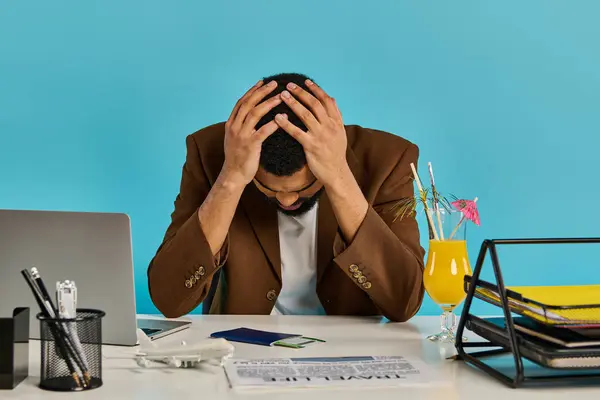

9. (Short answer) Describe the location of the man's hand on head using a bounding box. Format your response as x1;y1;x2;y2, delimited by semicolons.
221;80;282;188
196;79;283;259
273;80;350;189
275;79;369;243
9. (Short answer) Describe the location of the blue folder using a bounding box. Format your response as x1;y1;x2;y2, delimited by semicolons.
210;327;303;347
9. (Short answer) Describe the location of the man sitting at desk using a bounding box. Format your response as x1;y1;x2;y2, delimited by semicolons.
147;73;425;322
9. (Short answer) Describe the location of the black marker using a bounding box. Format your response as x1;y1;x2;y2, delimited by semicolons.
21;269;49;318
31;267;57;314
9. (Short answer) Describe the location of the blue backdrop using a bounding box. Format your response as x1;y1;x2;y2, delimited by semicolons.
1;1;598;317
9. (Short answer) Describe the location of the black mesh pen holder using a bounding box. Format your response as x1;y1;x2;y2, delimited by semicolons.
36;308;105;391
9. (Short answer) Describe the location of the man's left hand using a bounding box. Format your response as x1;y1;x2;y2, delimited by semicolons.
274;80;349;187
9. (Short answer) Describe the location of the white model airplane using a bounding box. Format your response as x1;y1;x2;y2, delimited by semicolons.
133;328;235;369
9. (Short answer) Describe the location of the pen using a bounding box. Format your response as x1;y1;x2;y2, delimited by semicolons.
31;267;57;313
31;267;73;373
21;269;83;388
30;268;91;386
57;280;89;371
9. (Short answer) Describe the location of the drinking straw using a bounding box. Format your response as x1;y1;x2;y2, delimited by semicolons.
410;163;439;240
427;162;445;240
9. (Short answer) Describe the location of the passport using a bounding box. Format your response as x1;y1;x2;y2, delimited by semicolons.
210;327;324;348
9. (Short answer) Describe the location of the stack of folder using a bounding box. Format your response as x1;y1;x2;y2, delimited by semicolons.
464;277;600;369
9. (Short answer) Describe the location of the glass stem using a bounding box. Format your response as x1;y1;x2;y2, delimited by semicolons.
440;309;457;334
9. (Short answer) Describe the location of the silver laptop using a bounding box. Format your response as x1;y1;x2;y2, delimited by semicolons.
0;209;190;346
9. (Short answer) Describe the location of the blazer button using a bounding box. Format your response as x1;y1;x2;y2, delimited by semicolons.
266;289;277;301
198;266;206;276
194;270;202;280
185;279;192;289
362;282;372;290
349;264;359;273
358;276;367;284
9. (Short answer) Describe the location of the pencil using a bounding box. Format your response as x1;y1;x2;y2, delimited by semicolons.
31;268;91;385
21;269;83;388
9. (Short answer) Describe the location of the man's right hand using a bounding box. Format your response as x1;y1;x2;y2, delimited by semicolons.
221;80;282;186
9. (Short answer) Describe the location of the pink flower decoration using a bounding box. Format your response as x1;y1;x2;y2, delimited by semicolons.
451;199;480;226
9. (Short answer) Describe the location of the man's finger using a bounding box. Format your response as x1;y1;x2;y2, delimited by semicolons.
274;113;310;145
280;90;319;132
285;83;328;123
228;80;263;124
253;120;279;143
331;97;343;123
233;81;278;131
305;79;339;120
242;94;282;132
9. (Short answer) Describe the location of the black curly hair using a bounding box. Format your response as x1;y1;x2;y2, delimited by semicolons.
255;72;313;176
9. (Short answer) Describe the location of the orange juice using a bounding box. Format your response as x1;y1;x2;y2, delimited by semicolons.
423;240;472;310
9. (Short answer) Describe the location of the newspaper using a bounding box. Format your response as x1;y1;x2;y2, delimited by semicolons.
223;356;443;390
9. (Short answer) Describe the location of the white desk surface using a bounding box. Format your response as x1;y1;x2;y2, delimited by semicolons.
3;315;600;399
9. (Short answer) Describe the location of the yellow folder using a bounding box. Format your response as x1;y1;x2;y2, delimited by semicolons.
507;285;600;307
473;284;600;325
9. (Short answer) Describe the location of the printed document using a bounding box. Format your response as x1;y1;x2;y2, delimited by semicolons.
224;356;444;390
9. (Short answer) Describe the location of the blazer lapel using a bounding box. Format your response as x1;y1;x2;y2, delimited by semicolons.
239;184;282;283
316;191;338;283
316;142;367;283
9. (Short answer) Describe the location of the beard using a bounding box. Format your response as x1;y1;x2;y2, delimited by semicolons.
265;187;325;217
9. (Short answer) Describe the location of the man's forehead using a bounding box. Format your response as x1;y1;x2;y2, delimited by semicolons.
255;166;314;190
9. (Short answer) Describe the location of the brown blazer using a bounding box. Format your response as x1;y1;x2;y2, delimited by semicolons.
147;123;426;322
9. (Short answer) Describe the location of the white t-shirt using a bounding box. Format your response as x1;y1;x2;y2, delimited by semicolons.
270;202;326;315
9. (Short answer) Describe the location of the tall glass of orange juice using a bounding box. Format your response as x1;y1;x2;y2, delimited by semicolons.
423;208;472;342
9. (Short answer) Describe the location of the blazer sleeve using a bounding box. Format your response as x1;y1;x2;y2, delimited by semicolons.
332;142;426;322
147;134;228;318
